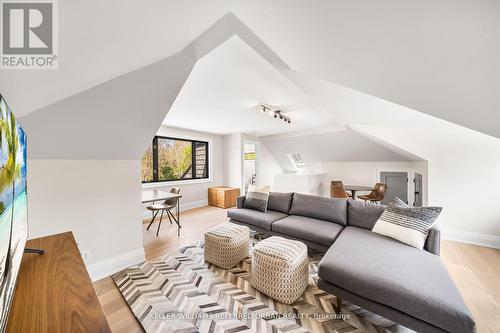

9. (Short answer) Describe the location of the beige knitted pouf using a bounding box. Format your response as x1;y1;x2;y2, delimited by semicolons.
204;222;250;269
251;236;308;304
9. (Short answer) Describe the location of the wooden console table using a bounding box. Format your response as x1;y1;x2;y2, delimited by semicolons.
208;186;240;208
6;232;111;333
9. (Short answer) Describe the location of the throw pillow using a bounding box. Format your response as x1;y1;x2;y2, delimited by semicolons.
372;197;442;249
244;191;269;212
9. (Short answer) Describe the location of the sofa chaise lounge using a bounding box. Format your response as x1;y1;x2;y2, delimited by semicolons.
227;192;475;333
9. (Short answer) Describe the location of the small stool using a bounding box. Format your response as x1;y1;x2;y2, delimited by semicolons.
204;222;250;269
251;236;308;304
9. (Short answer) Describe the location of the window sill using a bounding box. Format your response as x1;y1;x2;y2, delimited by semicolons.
142;178;213;189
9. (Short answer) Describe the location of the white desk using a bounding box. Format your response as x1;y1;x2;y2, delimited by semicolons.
142;189;182;236
142;189;181;204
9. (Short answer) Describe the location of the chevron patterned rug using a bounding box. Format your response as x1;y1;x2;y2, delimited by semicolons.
113;233;413;333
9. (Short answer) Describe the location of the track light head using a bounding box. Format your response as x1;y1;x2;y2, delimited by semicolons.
259;105;292;125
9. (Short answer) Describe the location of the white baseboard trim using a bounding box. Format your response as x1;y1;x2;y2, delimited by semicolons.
86;247;145;281
441;228;500;249
141;199;208;219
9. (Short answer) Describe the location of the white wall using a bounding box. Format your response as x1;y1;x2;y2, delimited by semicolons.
258;142;282;190
27;159;144;280
142;126;224;214
354;124;500;248
322;161;428;206
223;134;243;191
275;173;328;196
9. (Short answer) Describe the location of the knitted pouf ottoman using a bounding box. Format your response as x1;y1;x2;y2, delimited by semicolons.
204;222;250;269
251;236;308;304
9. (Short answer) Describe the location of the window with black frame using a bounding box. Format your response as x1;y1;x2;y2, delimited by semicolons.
141;136;209;183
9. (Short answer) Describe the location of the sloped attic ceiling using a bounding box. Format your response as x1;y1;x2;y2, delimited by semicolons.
2;1;499;140
0;1;232;117
163;36;331;137
261;129;422;171
230;0;500;138
18;13;295;159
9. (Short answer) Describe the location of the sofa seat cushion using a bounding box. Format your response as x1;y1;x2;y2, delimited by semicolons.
272;215;343;246
227;209;287;231
318;227;475;333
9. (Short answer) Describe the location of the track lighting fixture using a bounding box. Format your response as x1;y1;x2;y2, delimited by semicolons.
259;105;292;125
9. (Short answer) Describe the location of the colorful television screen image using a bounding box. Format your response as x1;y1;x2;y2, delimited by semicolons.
0;95;28;332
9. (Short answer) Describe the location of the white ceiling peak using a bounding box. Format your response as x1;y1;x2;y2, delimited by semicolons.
183;12;289;71
163;35;330;136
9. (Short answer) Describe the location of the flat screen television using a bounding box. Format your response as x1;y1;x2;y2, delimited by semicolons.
0;95;28;333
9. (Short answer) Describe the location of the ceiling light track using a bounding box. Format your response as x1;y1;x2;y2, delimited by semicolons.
260;105;292;124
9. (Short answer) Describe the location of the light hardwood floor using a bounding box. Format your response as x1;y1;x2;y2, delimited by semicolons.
94;205;500;333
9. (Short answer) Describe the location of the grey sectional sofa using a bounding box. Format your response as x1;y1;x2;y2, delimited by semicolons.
228;192;475;333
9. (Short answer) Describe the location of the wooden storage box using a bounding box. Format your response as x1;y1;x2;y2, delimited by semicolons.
208;186;240;209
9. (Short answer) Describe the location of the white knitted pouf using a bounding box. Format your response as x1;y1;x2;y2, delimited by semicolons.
251;236;308;304
204;222;250;269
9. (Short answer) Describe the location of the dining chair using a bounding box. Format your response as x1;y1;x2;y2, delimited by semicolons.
357;183;386;203
330;181;350;199
146;187;180;236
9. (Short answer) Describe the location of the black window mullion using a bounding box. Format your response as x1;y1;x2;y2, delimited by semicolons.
191;141;196;179
205;142;209;178
152;137;158;182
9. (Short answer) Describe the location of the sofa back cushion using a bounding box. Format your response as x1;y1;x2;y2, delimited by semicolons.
267;192;294;214
347;199;386;230
289;193;347;225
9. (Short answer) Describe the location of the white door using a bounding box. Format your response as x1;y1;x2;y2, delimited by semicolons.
243;142;257;193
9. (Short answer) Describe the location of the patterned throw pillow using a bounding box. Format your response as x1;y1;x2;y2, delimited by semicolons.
372;197;442;249
244;191;269;212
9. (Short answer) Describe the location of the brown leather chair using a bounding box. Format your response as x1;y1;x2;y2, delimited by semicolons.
357;183;386;203
330;181;350;199
146;187;180;236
